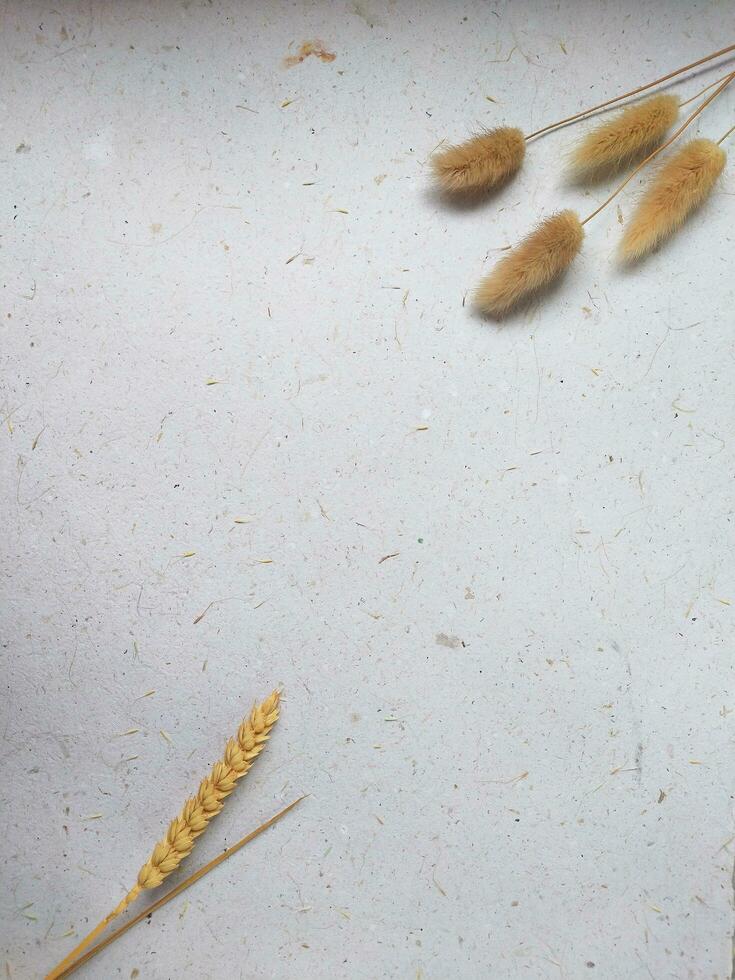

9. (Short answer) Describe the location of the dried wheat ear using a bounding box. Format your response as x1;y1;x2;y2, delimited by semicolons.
137;690;280;887
46;691;280;980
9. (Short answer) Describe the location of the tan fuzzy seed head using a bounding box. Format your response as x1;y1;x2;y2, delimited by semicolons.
619;138;726;262
431;127;526;194
475;209;584;316
136;690;280;891
569;94;679;179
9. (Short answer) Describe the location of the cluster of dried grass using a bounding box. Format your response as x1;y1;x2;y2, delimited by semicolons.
431;45;734;316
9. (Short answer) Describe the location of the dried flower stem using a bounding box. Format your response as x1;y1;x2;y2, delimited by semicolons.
54;796;305;980
526;42;735;140
45;691;280;980
581;71;735;226
718;123;735;144
679;71;734;108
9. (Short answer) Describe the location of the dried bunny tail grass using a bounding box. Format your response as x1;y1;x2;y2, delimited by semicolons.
45;691;280;980
431;47;735;194
475;210;584;316
137;690;280;888
568;94;679;179
619;138;726;262
581;72;735;227
431;127;525;193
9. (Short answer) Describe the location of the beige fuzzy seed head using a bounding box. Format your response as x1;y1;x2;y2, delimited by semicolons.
431;127;526;194
136;690;280;890
619;138;726;262
475;210;584;316
569;94;679;179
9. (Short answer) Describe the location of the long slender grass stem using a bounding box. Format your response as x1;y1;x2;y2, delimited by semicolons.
526;43;735;141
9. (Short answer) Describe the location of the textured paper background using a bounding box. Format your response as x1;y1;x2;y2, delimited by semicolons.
1;1;733;977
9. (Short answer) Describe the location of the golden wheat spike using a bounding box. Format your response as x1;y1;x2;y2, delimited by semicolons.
137;690;280;887
475;209;584;316
45;691;280;980
431;127;525;194
619;138;726;261
568;94;679;179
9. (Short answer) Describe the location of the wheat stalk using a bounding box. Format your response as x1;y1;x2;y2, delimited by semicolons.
45;690;280;980
430;43;735;194
54;796;305;979
567;94;679;179
619;138;727;261
475;210;584;316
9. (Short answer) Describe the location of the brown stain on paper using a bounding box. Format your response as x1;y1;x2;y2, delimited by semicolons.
284;40;337;67
435;633;463;650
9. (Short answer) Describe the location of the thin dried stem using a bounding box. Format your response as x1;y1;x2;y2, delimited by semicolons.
581;71;735;226
54;797;306;980
718;123;735;145
525;42;735;141
678;71;733;107
45;888;141;980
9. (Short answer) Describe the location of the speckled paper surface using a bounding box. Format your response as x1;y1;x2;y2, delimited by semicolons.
1;2;734;978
